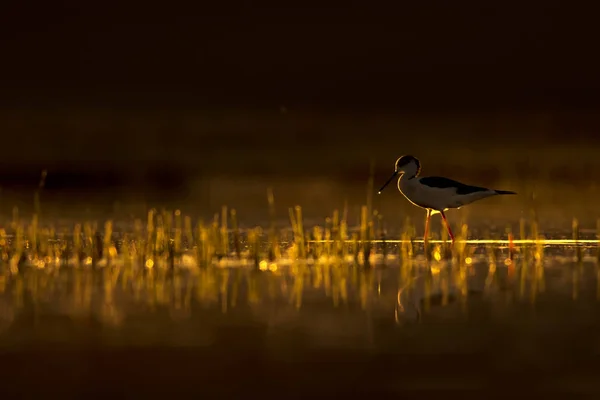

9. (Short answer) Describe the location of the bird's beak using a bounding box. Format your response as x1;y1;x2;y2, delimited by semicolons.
378;171;398;194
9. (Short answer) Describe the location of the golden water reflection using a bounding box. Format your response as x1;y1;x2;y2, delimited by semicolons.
0;244;599;347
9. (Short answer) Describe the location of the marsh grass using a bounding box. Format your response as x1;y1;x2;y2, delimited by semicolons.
0;180;597;340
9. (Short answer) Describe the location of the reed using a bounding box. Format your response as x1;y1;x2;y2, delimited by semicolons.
0;180;595;333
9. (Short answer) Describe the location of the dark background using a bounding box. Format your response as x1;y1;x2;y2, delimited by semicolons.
1;1;599;220
3;1;600;109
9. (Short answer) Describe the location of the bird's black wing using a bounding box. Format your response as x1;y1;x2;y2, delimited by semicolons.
418;176;489;195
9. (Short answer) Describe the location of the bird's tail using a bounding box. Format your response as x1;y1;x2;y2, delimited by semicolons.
495;190;517;195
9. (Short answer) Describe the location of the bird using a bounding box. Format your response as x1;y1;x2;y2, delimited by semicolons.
378;155;516;243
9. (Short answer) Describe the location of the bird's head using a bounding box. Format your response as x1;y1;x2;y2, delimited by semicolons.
378;155;421;194
395;155;421;176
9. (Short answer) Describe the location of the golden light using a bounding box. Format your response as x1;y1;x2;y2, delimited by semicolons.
433;250;442;261
268;263;278;272
145;259;154;269
259;260;268;271
504;258;512;266
109;246;118;258
465;257;473;265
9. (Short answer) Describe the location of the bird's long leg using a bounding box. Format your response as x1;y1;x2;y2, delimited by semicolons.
440;211;455;243
423;209;432;243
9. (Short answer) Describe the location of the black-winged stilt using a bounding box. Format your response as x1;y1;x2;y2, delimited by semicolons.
378;155;516;243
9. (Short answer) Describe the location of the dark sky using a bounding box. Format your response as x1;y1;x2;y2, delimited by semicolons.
1;1;600;200
2;1;599;110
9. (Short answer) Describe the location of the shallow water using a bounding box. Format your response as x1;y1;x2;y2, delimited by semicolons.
2;231;600;394
0;244;598;344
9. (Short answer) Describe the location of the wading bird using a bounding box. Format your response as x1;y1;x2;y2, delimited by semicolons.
378;155;516;243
